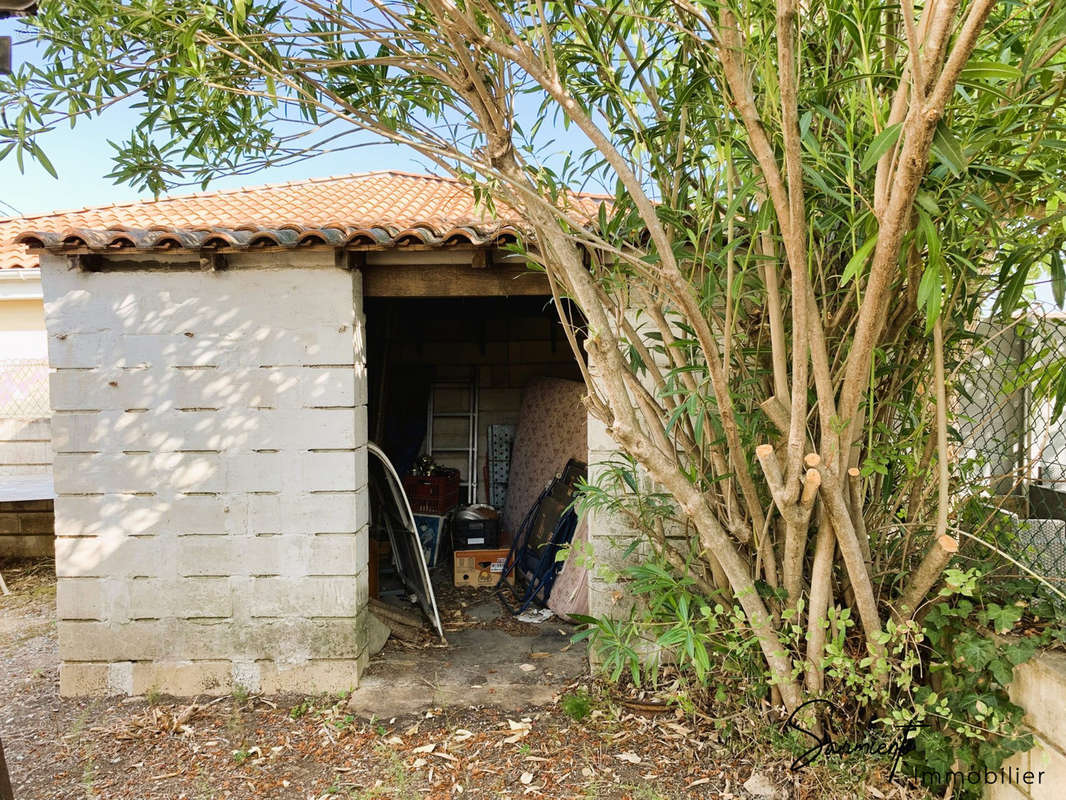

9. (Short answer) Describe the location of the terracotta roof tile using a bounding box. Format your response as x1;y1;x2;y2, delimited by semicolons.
0;170;605;268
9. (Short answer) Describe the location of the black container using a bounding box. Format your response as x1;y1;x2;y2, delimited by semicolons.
453;516;500;549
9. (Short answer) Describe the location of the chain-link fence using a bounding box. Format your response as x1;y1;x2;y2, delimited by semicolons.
957;315;1066;581
0;359;50;419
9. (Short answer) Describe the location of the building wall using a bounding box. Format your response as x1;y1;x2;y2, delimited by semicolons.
0;498;53;557
0;281;52;477
989;650;1066;799
41;251;369;697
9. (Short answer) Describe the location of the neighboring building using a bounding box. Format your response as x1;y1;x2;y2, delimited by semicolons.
0;256;50;477
0;237;53;558
0;171;616;696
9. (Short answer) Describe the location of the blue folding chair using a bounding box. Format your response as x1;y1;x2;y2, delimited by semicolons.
496;460;584;615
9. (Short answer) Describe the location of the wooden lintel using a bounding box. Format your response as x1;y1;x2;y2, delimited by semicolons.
362;262;550;297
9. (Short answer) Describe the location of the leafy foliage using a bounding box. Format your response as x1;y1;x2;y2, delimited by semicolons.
5;0;1066;789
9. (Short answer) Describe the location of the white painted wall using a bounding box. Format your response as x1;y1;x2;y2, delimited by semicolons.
41;252;370;696
0;271;51;477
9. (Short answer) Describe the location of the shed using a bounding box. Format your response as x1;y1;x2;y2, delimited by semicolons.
1;171;614;696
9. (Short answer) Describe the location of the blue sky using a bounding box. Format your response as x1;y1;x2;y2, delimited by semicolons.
0;19;585;218
0;15;595;219
0;103;430;217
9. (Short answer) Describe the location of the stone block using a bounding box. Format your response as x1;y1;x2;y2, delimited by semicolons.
56;578;108;621
128;577;233;618
1011;650;1066;750
58;620;162;661
55;534;164;578
0;533;53;558
55;494;175;538
49;369;110;411
249;575;360;618
258;659;360;694
48;330;107;369
131;660;233;696
292;451;361;493
54;452;225;494
227;452;283;493
306;533;360;576
264;408;358;450
267;366;357;409
1026;735;1063;800
169;367;274;409
19;512;55;534
59;662;109;697
268;490;368;535
0;441;52;465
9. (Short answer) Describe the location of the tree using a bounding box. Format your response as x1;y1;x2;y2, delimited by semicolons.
4;0;1066;772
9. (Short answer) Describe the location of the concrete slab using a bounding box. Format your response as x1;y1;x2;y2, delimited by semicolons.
0;475;54;503
466;600;506;622
347;623;586;717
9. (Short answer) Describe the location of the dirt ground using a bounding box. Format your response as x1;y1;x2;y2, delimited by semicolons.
1;558;925;800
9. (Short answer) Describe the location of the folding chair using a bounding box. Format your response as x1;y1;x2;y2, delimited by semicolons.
496;460;585;615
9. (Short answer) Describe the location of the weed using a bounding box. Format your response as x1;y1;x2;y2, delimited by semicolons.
289;699;313;720
231;683;250;706
145;686;163;706
80;756;97;799
345;744;418;800
232;748;252;766
335;713;356;732
561;689;592;721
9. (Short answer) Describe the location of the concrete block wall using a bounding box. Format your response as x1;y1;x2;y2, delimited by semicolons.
0;497;53;557
0;418;52;477
988;650;1066;799
40;252;369;697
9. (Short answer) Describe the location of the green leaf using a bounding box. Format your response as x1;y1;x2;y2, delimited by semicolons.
960;61;1023;82
932;123;966;176
918;261;942;330
860;122;903;172
841;234;879;286
915;191;941;216
1052;247;1065;309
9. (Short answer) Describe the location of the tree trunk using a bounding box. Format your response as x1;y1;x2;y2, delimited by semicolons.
0;736;14;800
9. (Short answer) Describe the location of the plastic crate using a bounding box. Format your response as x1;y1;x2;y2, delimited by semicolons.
402;471;461;514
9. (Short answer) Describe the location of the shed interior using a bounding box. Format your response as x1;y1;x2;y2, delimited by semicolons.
360;294;590;665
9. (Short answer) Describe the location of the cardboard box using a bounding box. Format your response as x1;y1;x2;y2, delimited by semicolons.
454;543;514;587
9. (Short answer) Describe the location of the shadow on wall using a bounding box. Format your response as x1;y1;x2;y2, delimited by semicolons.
44;264;370;693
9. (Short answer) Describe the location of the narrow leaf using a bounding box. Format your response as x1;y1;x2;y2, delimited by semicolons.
860;122;903;172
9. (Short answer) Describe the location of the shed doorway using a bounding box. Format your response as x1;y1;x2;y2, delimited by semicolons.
352;295;590;713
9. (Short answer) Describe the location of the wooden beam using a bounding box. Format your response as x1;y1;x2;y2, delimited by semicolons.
362;263;549;297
